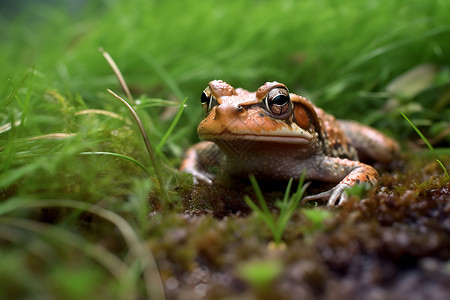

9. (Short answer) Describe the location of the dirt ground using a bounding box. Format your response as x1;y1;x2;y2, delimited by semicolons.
148;158;450;300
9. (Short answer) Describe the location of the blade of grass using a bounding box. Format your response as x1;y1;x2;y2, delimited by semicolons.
156;97;188;154
135;98;180;108
0;198;166;300
279;178;294;213
400;111;450;180
278;174;308;231
276;172;309;244
0;159;43;189
74;109;126;122
0;224;56;260
107;89;170;208
244;195;276;234
100;48;134;103
80;151;150;175
20;69;35;128
248;175;273;218
344;24;450;72
5;72;30;106
273;178;294;244
0;217;128;280
244;175;277;235
0;120;21;134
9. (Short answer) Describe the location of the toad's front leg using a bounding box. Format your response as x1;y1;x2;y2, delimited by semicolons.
180;141;224;184
301;156;379;206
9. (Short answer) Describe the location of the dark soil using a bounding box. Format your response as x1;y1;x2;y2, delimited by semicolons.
149;159;450;300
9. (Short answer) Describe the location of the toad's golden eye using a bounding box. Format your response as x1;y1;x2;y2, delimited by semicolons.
200;90;218;113
263;87;292;119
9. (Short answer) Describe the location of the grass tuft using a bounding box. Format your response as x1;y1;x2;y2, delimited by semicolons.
244;172;309;245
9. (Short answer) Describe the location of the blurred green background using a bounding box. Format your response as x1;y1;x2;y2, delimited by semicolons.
2;0;449;126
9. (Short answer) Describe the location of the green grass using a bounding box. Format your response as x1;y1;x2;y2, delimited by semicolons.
1;0;450;298
400;111;450;180
244;173;309;246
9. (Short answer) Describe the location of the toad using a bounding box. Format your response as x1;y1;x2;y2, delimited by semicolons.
180;80;399;205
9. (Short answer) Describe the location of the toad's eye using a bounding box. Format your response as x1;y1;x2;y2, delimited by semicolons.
201;90;218;113
263;87;292;119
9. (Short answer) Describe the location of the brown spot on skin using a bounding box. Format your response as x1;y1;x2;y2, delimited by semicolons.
290;94;322;134
293;104;310;129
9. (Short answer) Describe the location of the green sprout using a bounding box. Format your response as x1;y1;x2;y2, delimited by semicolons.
400;111;450;180
345;182;371;199
236;259;283;295
301;208;332;232
244;171;309;245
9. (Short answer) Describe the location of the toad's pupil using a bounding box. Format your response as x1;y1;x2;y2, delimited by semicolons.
271;94;289;106
201;92;210;104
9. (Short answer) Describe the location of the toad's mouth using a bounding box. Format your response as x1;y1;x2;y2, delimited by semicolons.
199;131;313;145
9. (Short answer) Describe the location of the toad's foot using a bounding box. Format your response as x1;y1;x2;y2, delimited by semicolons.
186;169;215;185
299;156;379;206
301;183;350;206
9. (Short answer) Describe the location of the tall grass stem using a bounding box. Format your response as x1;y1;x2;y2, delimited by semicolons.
108;89;170;208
